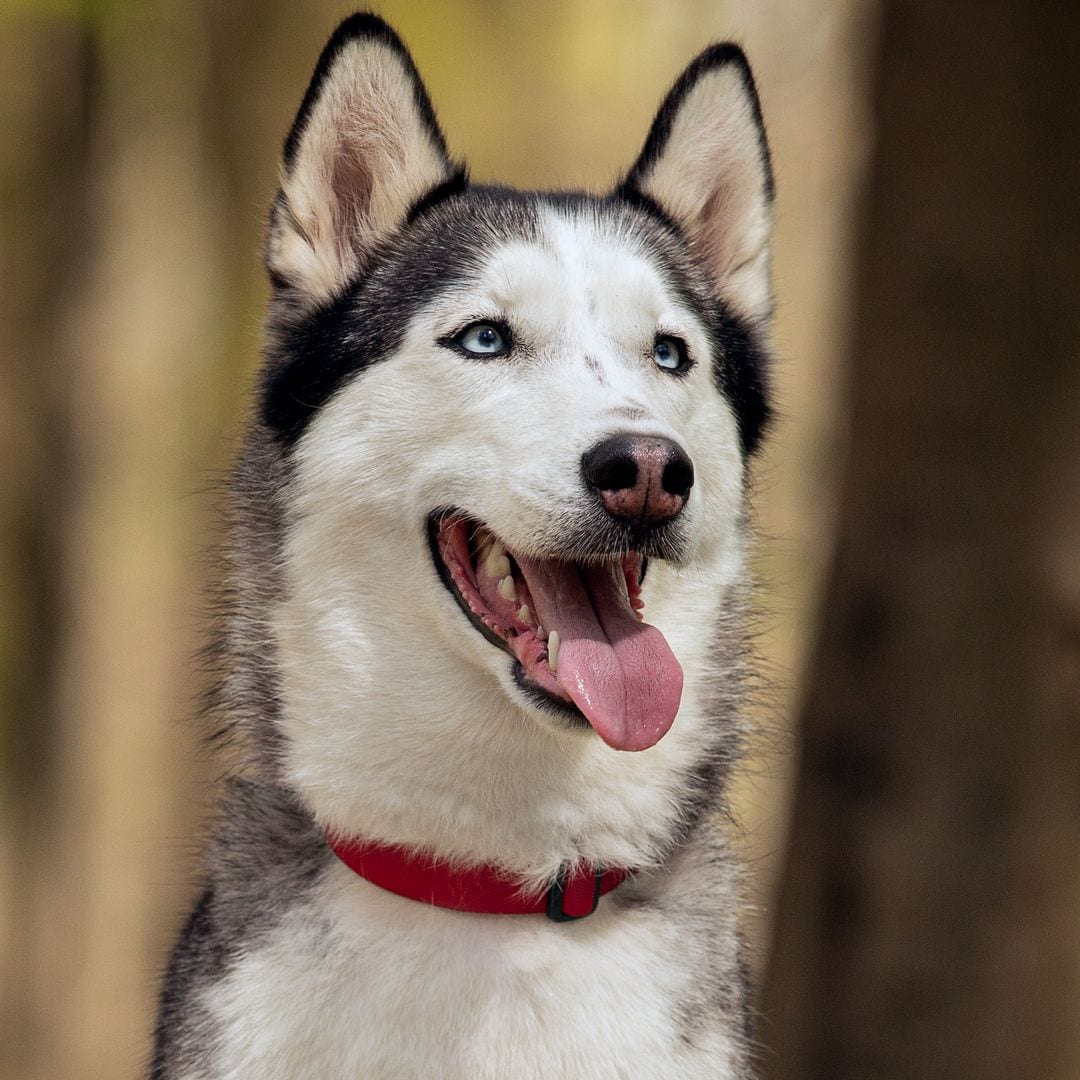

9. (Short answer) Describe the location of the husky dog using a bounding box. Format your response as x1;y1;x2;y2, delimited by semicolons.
153;12;774;1078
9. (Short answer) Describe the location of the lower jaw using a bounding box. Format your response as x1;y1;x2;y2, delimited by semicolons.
511;661;591;730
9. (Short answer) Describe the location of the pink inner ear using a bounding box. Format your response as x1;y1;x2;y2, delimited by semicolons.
699;185;748;275
331;144;374;252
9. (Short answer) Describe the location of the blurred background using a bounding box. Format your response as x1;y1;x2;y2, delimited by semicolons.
0;4;869;1075
6;1;1074;1078
8;0;870;1075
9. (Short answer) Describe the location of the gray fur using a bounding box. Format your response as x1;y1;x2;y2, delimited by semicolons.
152;779;330;1076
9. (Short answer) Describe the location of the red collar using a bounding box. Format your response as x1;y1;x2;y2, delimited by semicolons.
327;834;630;921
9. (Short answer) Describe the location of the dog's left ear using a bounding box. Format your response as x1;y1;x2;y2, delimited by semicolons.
618;46;774;325
268;15;460;308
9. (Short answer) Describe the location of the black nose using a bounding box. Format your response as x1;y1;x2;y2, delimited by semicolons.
581;435;694;525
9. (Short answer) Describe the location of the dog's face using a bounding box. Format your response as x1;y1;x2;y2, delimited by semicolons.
257;17;773;835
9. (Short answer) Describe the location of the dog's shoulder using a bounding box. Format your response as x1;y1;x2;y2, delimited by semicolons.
151;779;328;1077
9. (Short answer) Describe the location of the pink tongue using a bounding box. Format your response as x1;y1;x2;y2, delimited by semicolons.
515;556;684;751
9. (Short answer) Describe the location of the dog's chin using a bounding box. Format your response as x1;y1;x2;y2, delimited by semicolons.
426;509;686;753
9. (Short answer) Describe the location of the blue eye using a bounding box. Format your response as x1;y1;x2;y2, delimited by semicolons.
455;322;509;356
654;335;689;372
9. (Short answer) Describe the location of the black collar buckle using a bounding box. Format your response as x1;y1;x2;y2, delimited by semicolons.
545;868;603;922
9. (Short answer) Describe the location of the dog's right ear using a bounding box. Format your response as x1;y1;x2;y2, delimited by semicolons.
267;15;459;308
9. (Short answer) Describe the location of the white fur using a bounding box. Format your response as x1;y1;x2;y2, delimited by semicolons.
179;31;771;1077
204;844;741;1078
192;208;754;1076
272;208;746;888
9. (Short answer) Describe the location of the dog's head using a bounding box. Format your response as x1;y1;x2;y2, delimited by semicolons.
252;15;773;841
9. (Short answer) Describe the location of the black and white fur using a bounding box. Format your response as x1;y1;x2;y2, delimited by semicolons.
153;13;774;1078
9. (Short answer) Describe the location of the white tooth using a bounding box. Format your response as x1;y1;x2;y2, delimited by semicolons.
481;544;508;574
477;538;509;578
537;624;547;641
498;575;517;602
547;631;560;673
517;604;532;625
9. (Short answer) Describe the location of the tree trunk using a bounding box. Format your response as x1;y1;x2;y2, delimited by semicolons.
760;3;1080;1079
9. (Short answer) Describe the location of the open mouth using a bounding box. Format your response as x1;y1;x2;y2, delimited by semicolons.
429;511;684;751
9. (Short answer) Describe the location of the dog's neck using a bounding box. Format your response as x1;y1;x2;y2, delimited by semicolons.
277;680;716;891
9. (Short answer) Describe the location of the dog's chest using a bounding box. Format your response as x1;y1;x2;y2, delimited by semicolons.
202;866;739;1078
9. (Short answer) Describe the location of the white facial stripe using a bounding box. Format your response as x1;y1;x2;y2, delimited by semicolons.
425;208;708;379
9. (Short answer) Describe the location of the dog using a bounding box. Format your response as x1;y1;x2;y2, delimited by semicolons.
152;12;774;1078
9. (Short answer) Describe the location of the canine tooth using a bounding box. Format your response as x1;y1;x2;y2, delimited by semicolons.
547;631;560;673
498;576;517;602
517;604;533;625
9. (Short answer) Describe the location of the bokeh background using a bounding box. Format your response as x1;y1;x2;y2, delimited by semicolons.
1;0;892;1076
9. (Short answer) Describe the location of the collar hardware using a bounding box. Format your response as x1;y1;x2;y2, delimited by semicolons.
545;868;604;922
